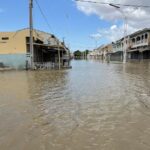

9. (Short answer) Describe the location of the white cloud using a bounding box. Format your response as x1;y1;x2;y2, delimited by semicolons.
76;0;150;23
90;33;102;40
95;24;137;42
110;25;117;30
76;0;150;42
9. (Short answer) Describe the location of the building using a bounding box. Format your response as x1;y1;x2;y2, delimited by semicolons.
0;28;70;69
89;28;150;62
88;45;104;59
88;44;113;60
101;44;113;60
87;49;100;59
111;28;150;61
128;28;150;60
111;38;124;61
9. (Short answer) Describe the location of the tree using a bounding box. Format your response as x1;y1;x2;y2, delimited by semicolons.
74;50;82;59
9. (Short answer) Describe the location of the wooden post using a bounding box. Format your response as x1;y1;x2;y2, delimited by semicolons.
58;41;61;70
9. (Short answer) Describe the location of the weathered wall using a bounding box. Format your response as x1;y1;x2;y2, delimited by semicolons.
0;54;26;69
0;29;29;68
0;30;27;54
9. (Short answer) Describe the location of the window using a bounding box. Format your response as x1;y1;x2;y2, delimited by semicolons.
26;37;30;43
2;37;9;40
51;35;55;38
132;38;135;43
26;37;35;43
136;36;140;41
145;33;148;39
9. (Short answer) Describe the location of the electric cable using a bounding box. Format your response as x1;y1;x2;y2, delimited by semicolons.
75;0;150;8
34;0;54;34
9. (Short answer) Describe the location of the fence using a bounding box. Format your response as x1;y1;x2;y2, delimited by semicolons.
34;62;60;70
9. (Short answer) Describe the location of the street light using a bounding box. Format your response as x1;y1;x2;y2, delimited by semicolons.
109;3;127;63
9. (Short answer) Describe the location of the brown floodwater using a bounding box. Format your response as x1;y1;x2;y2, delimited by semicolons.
0;60;150;150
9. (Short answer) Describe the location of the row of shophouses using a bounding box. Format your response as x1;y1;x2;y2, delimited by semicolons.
88;28;150;61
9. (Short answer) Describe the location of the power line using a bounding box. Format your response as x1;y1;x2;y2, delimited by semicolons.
34;0;54;33
75;0;150;8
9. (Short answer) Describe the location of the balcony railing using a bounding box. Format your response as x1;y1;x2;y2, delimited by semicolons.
131;40;148;48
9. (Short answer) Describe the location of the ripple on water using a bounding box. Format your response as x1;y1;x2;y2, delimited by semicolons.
1;61;150;150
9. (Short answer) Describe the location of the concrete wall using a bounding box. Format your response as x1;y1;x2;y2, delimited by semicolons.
0;30;27;54
0;29;29;69
0;53;26;69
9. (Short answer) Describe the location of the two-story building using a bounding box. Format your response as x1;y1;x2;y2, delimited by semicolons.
110;38;124;61
101;44;113;60
88;45;104;59
128;28;150;60
88;44;113;61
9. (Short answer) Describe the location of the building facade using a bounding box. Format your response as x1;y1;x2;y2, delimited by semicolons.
128;28;150;60
111;39;122;61
0;28;70;69
101;44;113;60
88;44;113;60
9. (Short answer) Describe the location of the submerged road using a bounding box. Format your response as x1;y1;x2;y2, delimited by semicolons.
0;60;150;150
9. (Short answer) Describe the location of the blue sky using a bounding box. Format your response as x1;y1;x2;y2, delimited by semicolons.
0;0;114;51
1;0;147;51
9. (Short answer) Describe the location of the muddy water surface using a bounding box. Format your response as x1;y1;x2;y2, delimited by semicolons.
0;60;150;150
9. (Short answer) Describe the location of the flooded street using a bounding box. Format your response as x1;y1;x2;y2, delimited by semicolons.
0;60;150;150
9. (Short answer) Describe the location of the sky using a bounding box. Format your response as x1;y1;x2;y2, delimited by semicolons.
0;0;150;51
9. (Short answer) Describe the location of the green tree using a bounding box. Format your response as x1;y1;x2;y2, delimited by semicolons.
74;50;82;59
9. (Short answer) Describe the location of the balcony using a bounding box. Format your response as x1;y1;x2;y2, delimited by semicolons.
131;40;148;48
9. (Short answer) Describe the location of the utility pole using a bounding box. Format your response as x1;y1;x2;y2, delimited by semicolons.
29;0;34;69
109;3;127;63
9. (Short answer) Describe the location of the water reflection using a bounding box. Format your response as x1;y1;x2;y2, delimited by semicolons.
0;60;150;150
